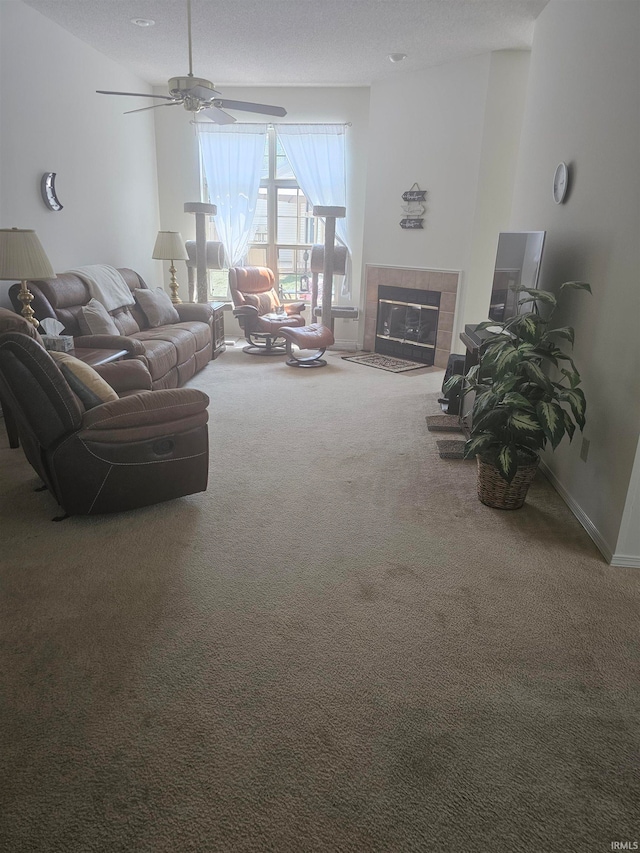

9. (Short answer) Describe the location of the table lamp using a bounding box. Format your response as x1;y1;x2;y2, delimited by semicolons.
152;231;189;304
0;228;56;326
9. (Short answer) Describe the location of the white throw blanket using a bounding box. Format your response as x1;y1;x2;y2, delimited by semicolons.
66;264;135;312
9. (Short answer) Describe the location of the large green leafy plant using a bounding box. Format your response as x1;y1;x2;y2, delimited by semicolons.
445;281;591;483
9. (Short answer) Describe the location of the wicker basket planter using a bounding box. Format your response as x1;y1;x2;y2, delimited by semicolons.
476;456;539;510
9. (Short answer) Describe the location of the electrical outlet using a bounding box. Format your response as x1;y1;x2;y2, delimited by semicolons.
580;437;590;462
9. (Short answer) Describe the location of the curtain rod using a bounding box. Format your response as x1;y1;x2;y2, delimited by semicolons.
192;121;352;127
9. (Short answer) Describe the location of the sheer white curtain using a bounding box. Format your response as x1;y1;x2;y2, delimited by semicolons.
275;124;351;297
197;124;268;268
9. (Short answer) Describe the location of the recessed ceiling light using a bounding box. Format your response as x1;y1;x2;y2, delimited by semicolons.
131;18;155;27
388;53;407;63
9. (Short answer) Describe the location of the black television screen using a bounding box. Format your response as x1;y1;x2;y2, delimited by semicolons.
488;231;546;323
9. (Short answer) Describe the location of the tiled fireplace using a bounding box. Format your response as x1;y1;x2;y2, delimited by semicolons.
363;266;460;369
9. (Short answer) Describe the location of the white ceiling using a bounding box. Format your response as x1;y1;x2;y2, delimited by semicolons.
23;0;549;88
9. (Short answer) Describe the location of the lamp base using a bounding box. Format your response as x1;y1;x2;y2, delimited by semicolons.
18;279;39;327
169;264;182;304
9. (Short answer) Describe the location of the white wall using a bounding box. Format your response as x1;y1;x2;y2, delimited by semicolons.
615;440;640;565
363;50;530;344
464;51;531;329
0;1;161;308
154;86;370;344
364;54;489;272
510;0;640;560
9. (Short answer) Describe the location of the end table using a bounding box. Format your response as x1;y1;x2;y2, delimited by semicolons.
210;302;226;359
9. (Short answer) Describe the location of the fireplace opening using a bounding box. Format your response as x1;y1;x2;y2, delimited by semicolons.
375;285;440;365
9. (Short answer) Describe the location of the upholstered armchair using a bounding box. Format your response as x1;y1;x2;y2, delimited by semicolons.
0;332;209;517
228;266;306;355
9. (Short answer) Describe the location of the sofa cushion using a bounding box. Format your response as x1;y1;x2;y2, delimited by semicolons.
129;337;179;383
134;288;180;328
36;275;89;310
78;298;120;336
132;327;197;364
172;321;212;352
112;307;140;336
50;351;118;410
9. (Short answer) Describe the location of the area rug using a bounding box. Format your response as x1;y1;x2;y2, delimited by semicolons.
342;353;426;373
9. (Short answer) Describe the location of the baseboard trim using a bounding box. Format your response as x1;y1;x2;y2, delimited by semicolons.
609;553;640;569
330;339;358;352
538;460;614;565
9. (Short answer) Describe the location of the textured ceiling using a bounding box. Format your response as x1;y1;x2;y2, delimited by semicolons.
23;0;549;88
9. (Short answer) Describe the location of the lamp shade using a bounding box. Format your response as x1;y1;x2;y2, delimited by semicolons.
0;228;56;280
152;231;188;262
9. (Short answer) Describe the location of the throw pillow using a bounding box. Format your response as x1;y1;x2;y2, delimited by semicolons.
50;351;118;410
244;291;277;314
134;288;180;328
78;298;120;336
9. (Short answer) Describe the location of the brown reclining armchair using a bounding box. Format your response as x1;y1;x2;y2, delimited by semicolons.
0;331;209;517
228;266;306;355
0;307;153;449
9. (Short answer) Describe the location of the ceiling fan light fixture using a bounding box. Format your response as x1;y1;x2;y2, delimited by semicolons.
99;0;286;124
168;76;218;98
388;52;407;63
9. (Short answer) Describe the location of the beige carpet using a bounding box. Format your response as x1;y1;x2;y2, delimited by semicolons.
1;347;638;852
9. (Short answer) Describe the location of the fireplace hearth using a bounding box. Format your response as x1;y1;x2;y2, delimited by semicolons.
375;285;440;366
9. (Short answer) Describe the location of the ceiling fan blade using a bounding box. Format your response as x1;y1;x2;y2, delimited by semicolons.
199;106;237;125
97;90;177;100
214;99;287;118
124;102;182;115
187;84;221;100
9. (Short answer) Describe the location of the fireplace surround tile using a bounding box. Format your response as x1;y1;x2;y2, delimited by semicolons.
440;292;457;313
439;274;460;293
438;311;454;333
367;266;380;287
437;330;453;351
435;348;450;367
401;269;419;289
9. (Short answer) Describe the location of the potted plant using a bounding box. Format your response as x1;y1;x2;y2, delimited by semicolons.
445;280;592;509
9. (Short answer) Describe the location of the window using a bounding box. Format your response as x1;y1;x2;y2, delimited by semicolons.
205;128;324;301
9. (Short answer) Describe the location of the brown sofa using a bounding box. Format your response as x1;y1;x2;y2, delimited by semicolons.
9;268;214;389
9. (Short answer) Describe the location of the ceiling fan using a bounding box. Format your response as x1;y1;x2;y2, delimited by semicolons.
96;0;286;124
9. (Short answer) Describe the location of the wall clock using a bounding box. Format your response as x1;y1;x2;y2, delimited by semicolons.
41;172;63;211
552;162;569;204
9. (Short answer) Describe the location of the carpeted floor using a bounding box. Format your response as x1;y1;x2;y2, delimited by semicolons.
436;438;468;459
1;346;638;852
425;414;464;432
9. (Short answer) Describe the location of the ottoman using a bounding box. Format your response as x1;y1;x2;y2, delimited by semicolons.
278;323;335;368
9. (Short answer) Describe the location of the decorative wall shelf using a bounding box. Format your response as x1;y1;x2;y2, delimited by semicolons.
400;183;426;229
